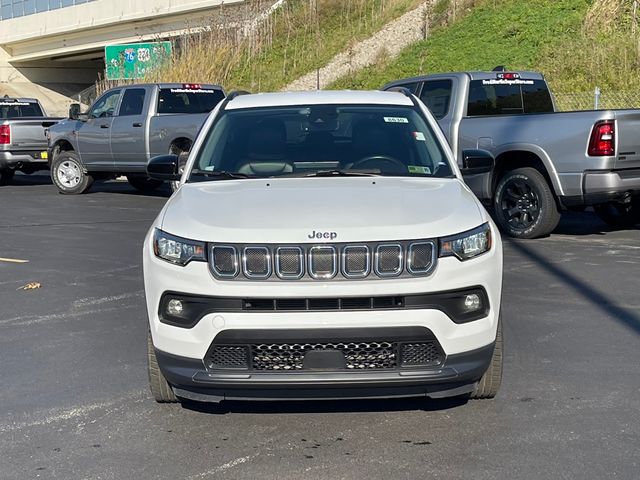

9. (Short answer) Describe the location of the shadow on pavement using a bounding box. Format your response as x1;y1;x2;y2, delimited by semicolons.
5;173;172;198
506;238;640;336
179;395;469;415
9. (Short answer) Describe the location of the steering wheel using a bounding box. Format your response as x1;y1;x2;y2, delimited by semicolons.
350;155;406;173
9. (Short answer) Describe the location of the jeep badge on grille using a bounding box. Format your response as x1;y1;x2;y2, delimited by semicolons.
308;230;337;240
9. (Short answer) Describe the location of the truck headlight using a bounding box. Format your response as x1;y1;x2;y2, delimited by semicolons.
439;223;491;261
153;229;205;266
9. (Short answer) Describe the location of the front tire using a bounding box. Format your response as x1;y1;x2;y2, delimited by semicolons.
594;199;640;228
493;167;560;239
147;332;178;403
51;151;94;194
0;169;15;185
470;320;503;399
126;174;163;193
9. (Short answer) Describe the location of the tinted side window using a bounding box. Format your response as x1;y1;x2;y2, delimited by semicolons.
90;90;121;119
157;88;225;114
522;81;554;113
119;88;146;116
420;80;452;119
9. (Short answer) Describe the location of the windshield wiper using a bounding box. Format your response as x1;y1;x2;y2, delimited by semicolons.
190;170;251;180
302;169;382;178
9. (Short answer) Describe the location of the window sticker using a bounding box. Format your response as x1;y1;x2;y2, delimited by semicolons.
169;88;216;94
383;117;409;124
408;165;431;174
482;79;534;86
412;131;426;141
0;102;31;106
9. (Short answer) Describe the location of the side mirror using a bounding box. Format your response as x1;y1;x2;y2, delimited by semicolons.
460;149;494;175
147;154;181;181
69;103;81;120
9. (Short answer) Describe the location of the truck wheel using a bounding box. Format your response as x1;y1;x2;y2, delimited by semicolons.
147;332;178;403
51;151;94;194
470;319;503;399
594;200;640;228
127;174;163;193
493;167;560;239
0;169;14;185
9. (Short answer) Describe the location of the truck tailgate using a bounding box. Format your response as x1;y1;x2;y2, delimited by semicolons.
4;119;60;148
614;110;640;169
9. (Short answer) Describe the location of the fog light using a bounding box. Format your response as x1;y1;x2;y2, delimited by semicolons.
167;299;184;316
463;293;481;312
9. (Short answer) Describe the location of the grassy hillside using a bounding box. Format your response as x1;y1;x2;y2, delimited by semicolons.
330;0;591;89
329;0;640;109
144;0;424;92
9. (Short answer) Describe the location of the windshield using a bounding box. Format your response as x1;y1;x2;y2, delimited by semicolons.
189;104;453;181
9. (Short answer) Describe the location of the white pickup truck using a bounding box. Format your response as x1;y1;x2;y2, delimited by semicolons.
384;70;640;237
142;90;504;405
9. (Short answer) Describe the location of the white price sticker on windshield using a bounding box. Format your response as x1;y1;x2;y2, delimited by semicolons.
383;117;409;124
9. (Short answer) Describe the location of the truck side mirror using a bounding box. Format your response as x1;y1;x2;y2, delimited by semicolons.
69;103;81;120
460;149;494;175
147;154;181;181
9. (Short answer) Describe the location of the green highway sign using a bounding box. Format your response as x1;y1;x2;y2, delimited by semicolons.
105;42;172;80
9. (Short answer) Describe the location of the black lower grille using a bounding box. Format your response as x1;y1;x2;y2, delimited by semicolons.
206;345;248;369
251;342;398;371
400;342;442;366
205;328;445;373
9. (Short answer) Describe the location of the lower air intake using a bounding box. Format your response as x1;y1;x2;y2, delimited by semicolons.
251;342;398;371
206;345;248;369
401;342;442;367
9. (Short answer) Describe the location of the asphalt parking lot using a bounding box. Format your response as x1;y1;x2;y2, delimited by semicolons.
1;174;639;480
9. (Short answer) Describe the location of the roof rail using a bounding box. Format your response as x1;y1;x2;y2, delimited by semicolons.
385;86;412;97
226;90;251;101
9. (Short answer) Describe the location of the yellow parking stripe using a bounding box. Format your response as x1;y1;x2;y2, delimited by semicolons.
0;257;29;264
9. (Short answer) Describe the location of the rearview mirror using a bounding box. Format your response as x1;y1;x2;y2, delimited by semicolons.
147;154;181;181
460;149;494;175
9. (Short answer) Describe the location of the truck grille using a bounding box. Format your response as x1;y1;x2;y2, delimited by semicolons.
209;240;436;281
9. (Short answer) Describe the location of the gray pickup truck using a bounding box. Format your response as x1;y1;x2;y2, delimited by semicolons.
383;70;640;237
1;97;62;185
47;83;225;194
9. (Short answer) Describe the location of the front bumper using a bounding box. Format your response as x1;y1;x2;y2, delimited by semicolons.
156;340;495;402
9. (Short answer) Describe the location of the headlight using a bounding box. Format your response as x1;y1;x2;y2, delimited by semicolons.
153;229;206;266
439;223;491;261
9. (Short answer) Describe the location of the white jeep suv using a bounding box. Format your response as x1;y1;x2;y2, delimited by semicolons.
143;90;503;404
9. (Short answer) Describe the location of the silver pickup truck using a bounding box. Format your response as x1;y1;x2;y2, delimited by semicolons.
0;97;62;185
47;83;225;194
383;70;640;237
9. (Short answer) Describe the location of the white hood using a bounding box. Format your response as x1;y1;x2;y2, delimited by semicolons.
161;177;486;243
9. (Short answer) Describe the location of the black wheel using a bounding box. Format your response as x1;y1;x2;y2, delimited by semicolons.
470;319;503;399
126;174;163;193
147;332;178;403
493;167;560;239
594;199;640;228
0;169;15;185
51;151;94;194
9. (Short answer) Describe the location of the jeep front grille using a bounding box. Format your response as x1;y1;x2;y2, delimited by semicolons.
209;240;437;281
